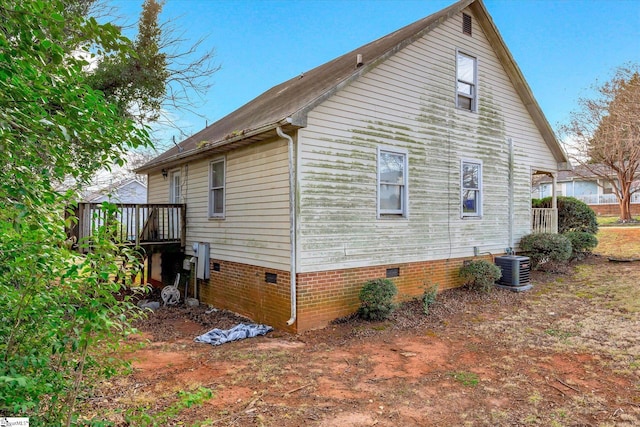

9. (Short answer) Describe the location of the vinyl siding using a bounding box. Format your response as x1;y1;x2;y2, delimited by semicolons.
156;138;292;270
296;8;558;273
147;173;168;204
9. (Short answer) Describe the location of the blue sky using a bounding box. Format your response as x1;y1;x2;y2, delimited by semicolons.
107;0;640;148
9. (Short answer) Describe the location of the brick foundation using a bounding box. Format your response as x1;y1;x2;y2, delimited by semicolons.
198;259;293;331
198;256;490;333
589;203;640;217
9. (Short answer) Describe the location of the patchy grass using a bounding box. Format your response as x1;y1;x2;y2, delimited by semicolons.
573;263;640;313
476;228;640;387
598;215;640;226
447;371;480;387
85;228;640;426
594;226;640;258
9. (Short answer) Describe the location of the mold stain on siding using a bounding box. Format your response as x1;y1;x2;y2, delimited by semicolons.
298;47;527;269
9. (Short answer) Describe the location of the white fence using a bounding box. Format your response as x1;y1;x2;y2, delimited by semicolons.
573;193;640;205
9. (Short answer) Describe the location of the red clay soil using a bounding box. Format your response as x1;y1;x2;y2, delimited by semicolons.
87;256;640;426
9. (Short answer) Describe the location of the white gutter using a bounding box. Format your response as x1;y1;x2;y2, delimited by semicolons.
137;120;290;174
276;126;297;326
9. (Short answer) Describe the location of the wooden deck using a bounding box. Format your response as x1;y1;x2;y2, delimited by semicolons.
68;203;186;252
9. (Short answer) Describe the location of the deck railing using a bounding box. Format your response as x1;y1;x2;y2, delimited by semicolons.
532;208;558;234
68;203;186;251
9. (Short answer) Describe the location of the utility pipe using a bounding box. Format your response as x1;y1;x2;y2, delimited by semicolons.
508;137;514;251
276;126;297;326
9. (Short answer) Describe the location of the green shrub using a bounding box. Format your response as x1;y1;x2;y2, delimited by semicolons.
533;196;598;234
564;231;598;258
358;278;397;321
422;284;438;315
124;387;214;426
519;233;572;268
459;260;502;293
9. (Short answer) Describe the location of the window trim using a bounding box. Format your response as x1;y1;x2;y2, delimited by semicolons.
377;146;409;218
461;158;482;218
456;50;478;112
168;168;181;203
208;157;226;219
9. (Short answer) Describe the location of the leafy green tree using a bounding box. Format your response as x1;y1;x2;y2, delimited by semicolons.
72;0;220;187
87;0;169;123
0;0;152;424
83;0;219;134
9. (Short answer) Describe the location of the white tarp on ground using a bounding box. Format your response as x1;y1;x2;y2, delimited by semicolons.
194;323;273;346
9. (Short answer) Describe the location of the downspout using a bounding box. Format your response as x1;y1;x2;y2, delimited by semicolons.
552;173;558;233
508;137;514;251
276;126;297;326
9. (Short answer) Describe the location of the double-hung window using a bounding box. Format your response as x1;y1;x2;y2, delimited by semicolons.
456;51;477;111
378;148;408;217
209;158;225;218
461;159;482;217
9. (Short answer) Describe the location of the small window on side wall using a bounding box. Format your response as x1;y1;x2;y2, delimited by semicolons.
378;147;408;218
461;159;482;217
209;158;225;218
456;51;477;112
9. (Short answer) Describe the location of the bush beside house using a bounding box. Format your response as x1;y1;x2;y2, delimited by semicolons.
526;196;599;267
358;278;398;321
533;196;598;234
459;260;502;293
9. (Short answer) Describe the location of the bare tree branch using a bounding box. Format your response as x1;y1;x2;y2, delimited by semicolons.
560;63;640;221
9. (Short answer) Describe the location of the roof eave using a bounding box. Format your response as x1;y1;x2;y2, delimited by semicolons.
136;118;298;174
291;0;474;126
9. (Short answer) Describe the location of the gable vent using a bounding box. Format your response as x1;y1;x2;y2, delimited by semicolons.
462;13;472;36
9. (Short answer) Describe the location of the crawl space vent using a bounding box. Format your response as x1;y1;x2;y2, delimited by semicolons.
386;268;400;278
265;272;278;284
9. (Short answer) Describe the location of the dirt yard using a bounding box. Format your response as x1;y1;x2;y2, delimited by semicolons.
84;228;640;426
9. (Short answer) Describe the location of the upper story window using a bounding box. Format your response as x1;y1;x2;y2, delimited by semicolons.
169;169;181;203
456;51;477;112
461;159;482;217
378;147;408;217
209;158;225;218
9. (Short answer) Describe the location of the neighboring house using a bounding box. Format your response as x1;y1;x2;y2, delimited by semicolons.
77;177;148;242
82;177;148;204
137;0;569;332
533;165;640;216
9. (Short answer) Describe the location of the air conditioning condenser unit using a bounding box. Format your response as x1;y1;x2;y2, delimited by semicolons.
494;255;531;291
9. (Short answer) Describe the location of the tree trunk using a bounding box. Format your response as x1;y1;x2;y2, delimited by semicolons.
619;194;632;221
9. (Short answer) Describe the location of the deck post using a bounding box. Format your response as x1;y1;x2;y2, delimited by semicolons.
180;205;187;248
135;205;140;247
147;252;152;285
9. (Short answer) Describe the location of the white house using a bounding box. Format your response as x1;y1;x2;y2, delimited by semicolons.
137;0;569;332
